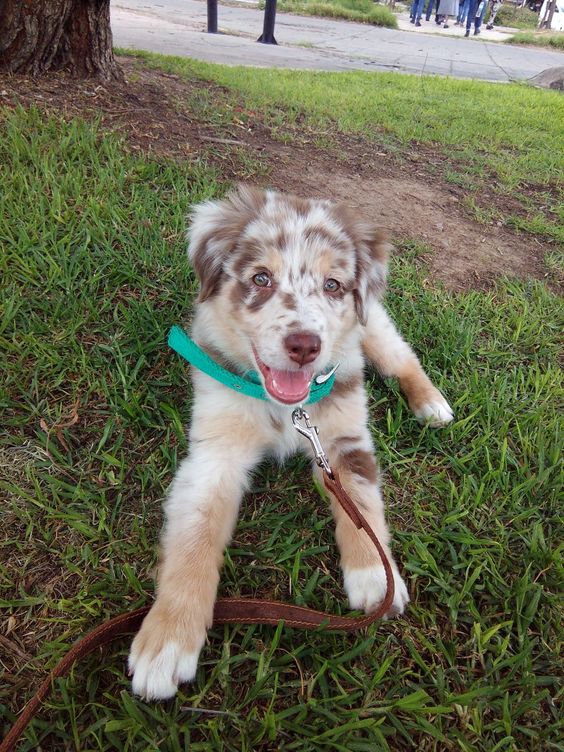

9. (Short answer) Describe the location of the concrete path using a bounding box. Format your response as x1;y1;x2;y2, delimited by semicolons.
112;0;564;82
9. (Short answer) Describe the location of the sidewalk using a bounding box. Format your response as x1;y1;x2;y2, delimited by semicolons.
394;10;518;41
225;0;520;41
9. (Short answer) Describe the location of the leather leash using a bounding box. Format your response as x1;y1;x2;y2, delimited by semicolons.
2;434;395;751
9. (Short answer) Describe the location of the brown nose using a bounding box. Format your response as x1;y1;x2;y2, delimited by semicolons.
284;333;321;366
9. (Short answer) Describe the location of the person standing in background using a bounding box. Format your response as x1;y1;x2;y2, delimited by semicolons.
425;0;441;23
486;0;502;28
437;0;459;27
456;0;470;25
465;0;487;35
410;0;427;26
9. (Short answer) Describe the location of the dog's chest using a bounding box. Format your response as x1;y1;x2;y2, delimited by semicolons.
264;406;303;461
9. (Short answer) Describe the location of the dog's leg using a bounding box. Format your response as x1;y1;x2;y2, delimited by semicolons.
129;421;265;700
313;433;409;617
362;300;453;427
311;387;409;617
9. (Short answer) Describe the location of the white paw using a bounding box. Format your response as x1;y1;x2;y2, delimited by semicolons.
129;640;201;700
343;564;409;617
414;396;454;427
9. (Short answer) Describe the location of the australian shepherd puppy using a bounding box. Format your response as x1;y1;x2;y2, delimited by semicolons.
129;186;453;699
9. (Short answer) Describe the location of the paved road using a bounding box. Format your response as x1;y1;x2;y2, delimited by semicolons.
112;0;564;81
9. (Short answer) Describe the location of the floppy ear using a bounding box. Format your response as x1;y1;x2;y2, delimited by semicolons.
329;204;390;325
187;185;266;302
352;224;390;325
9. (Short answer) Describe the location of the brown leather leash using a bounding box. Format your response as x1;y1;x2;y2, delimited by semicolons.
2;433;395;751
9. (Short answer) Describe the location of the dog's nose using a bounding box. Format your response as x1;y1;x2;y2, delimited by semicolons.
285;333;321;366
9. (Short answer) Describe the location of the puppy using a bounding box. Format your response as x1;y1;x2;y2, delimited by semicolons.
129;186;453;699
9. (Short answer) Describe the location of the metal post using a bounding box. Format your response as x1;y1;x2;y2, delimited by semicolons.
207;0;218;33
257;0;278;44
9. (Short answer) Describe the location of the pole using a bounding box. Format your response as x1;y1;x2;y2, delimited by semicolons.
207;0;218;33
257;0;278;43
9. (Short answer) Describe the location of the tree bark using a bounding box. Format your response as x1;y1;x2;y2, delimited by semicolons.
538;0;557;28
0;0;122;80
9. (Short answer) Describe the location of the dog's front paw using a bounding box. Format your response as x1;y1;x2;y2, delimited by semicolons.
343;564;409;617
128;604;205;700
413;392;453;428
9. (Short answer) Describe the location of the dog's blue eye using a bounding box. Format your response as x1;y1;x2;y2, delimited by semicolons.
324;279;340;293
253;273;271;287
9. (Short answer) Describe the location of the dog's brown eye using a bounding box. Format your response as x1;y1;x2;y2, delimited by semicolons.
324;278;341;293
253;272;272;287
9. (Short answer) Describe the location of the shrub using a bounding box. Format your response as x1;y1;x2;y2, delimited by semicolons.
495;4;539;29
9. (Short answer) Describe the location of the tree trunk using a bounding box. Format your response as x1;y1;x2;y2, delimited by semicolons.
538;0;557;28
0;0;122;80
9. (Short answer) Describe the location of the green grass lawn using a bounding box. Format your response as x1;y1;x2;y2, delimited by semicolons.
507;30;564;50
1;64;563;752
276;0;398;28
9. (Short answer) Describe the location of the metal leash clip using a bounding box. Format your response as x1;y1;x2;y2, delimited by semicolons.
292;407;333;476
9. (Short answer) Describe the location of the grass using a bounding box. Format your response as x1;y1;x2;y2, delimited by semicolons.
275;0;398;28
125;50;564;189
507;30;564;50
1;74;563;751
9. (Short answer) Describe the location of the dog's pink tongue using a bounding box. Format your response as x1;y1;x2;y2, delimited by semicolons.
265;368;312;404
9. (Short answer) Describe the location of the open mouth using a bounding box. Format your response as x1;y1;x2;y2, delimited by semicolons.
253;348;313;405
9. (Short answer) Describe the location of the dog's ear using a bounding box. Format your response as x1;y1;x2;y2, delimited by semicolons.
188;185;266;302
353;225;390;325
330;204;390;325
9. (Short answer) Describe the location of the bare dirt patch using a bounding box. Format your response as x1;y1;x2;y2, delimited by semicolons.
278;169;547;289
0;56;555;290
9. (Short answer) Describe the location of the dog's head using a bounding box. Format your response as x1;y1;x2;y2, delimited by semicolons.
188;186;389;406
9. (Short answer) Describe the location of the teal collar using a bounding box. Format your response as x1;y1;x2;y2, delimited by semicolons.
168;325;336;404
